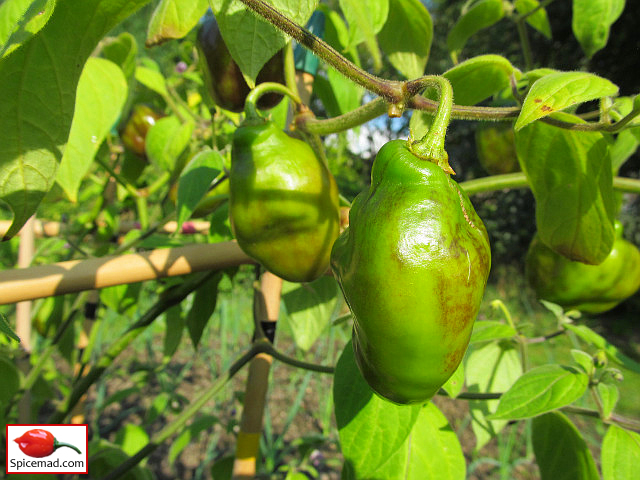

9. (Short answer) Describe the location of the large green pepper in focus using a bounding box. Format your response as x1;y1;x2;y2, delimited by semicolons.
331;139;492;404
230;120;340;282
526;222;640;314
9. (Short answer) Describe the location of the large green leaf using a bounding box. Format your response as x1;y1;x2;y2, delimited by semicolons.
532;412;599;480
515;71;619;130
373;403;466;479
447;0;504;61
489;364;589;420
146;0;208;46
602;425;640;480
57;58;128;202
515;112;616;264
0;0;56;59
466;341;522;450
0;0;150;240
572;0;625;58
210;0;317;84
333;341;420;478
280;276;341;351
378;0;432;80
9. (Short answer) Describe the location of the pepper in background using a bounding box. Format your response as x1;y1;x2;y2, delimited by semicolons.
119;104;164;157
331;139;491;404
14;429;82;458
526;221;640;314
229;120;340;283
196;14;285;113
475;122;520;175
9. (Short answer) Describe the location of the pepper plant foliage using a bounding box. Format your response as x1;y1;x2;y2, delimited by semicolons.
1;0;640;478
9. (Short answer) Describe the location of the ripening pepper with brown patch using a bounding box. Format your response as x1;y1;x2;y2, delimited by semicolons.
331;139;491;404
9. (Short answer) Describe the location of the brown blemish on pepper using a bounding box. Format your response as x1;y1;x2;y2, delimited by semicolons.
541;105;553;112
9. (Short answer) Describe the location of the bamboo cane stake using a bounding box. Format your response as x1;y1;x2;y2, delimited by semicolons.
0;241;253;305
0;219;213;238
16;216;35;423
232;271;283;480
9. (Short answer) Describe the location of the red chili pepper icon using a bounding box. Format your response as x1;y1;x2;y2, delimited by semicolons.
14;429;81;458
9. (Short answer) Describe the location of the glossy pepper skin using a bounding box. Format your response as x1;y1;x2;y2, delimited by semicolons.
475;123;520;175
526;221;640;314
14;429;81;458
331;140;491;404
120;105;163;157
230;121;340;282
196;16;284;113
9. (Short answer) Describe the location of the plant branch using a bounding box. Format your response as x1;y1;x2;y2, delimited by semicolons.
235;0;403;103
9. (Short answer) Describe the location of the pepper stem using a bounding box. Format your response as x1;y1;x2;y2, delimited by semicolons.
54;439;82;455
244;82;302;121
407;75;455;174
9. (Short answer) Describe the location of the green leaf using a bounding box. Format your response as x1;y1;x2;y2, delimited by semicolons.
0;312;20;342
470;320;517;344
570;349;595;375
145;116;194;174
447;0;505;61
57;58;128;202
186;273;222;348
100;283;142;316
489;364;589;420
0;354;22;404
597;382;619;419
611;130;639;173
532;412;600;480
0;0;56;59
169;414;218;464
146;392;170;424
210;0;317;84
163;305;184;361
515;71;619;130
114;424;150;458
515;112;616;264
442;54;520;106
378;0;432;79
101;32;139;81
0;0;150;240
572;0;625;58
466;342;522;450
333;341;421;478
602;425;640;480
339;0;388;71
135;65;169;98
441;360;465;398
312;70;363;119
515;0;552;39
373;403;466;479
281;276;341;351
146;0;208;46
176;150;224;229
564;323;640;374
